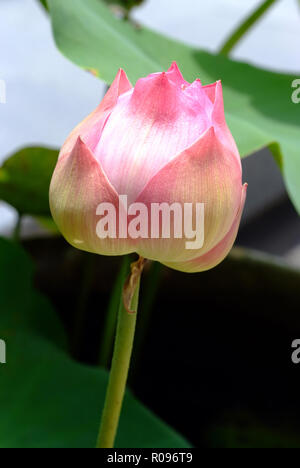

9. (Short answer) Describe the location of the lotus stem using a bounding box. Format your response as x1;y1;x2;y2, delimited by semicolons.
96;256;146;448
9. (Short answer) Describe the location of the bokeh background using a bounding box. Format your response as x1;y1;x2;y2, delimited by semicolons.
1;0;300;449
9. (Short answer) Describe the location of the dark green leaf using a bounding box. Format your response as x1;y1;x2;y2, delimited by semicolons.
0;238;67;348
47;0;300;214
0;147;59;216
0;238;190;448
0;331;191;448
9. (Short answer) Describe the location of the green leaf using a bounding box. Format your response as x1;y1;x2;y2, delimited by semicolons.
0;332;191;448
0;147;59;216
0;238;190;448
47;0;300;214
0;237;66;348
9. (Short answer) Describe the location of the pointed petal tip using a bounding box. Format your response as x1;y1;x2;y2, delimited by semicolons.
166;61;190;87
116;68;132;86
69;136;95;165
241;183;248;202
168;61;180;71
203;80;222;103
160;71;169;82
187;78;202;89
134;70;174;92
215;80;223;94
116;67;126;78
73;135;90;154
76;135;84;145
107;68;132;99
205;125;216;138
184;125;216;156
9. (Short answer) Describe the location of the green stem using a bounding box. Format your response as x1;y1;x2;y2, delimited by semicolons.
99;255;131;368
219;0;278;56
130;261;162;385
96;256;145;448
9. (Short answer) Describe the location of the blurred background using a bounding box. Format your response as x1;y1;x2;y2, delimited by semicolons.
1;0;300;449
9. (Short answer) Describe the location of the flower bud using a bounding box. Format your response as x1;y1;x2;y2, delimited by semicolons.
50;63;247;273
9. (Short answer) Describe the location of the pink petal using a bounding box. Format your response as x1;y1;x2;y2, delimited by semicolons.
203;80;241;167
167;62;190;87
94;71;213;203
134;127;243;263
50;137;133;256
59;69;132;160
164;184;247;272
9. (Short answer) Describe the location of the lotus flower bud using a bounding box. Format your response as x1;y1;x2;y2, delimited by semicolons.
50;63;247;273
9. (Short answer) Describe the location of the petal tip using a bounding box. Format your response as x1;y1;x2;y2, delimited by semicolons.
74;135;89;153
168;61;180;72
167;61;188;85
242;183;248;201
160;71;171;86
206;125;216;138
116;67;126;78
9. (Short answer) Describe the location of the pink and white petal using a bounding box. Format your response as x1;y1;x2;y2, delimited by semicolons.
166;62;190;87
134;127;243;263
203;82;218;104
95;72;212;203
59;69;132;159
163;184;247;273
184;79;213;117
50;137;133;256
204;80;241;167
